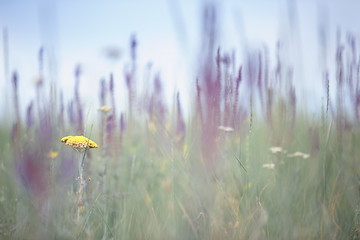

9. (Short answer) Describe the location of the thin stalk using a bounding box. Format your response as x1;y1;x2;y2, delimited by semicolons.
77;149;87;221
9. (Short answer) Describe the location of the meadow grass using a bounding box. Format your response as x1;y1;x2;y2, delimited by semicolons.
1;102;359;239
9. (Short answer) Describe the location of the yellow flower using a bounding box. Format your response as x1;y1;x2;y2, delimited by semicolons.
147;121;157;134
47;151;59;159
98;106;112;113
61;136;98;150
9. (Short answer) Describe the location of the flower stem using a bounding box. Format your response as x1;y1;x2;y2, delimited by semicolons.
77;149;87;220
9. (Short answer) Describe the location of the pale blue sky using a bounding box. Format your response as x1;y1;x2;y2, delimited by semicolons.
1;0;359;120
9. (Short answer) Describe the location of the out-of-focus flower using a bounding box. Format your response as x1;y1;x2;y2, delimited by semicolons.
47;151;58;159
98;106;112;113
106;114;115;134
243;183;252;190
287;152;310;159
218;126;234;132
34;75;44;87
269;146;284;154
262;163;275;169
119;113;126;133
26;101;34;129
15;147;49;203
103;46;122;60
61;136;98;150
147;121;157;134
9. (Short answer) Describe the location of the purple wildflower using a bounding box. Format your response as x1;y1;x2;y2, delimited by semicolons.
15;147;49;204
12;71;21;122
119;112;126;133
26;101;34;129
67;100;75;125
38;47;44;74
130;34;137;61
99;78;107;106
109;74;116;124
74;65;84;134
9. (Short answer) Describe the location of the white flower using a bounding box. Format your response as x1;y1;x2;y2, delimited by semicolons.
262;163;275;169
287;152;310;159
269;146;283;154
218;126;234;132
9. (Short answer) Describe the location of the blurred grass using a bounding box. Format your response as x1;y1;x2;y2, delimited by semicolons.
1;107;359;239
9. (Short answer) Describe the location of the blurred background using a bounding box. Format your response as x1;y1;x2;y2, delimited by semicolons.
1;0;359;118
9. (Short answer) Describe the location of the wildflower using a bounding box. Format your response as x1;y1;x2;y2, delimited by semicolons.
243;182;252;190
287;152;310;159
61;135;98;219
98;106;112;113
61;136;98;150
269;146;284;154
147;121;157;134
262;163;275;169
218;126;234;132
26;101;34;129
34;75;43;87
119;113;126;133
47;151;58;159
103;46;122;60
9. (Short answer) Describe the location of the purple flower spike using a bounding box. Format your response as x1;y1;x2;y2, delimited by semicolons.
154;73;163;93
12;71;21;122
74;64;82;100
106;114;115;134
109;73;114;94
12;71;18;90
67;100;75;125
59;92;65;129
99;78;107;106
109;73;116;117
15;148;49;204
130;34;137;61
38;47;44;74
26;101;34;129
120;112;126;133
105;113;115;145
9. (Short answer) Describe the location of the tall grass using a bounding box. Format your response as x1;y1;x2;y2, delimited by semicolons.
1;4;360;240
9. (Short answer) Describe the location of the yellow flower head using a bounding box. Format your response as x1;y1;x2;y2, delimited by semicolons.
61;136;98;150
